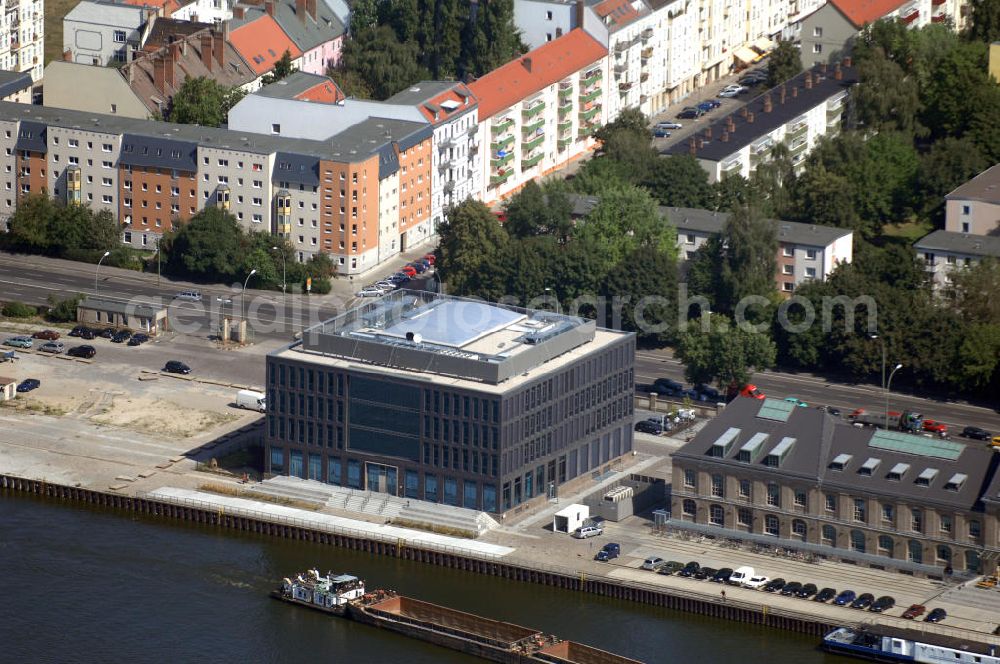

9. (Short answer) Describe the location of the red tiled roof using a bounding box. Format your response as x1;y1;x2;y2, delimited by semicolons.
828;0;908;28
295;80;344;104
417;83;476;124
229;15;302;75
468;29;607;119
593;0;640;28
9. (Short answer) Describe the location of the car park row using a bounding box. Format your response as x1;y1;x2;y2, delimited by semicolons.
356;255;434;298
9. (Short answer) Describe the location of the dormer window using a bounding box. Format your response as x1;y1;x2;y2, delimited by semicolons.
829;453;852;471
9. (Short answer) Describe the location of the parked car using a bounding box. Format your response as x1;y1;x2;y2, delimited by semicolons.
408;262;428;274
68;326;87;337
696;101;715;113
595;543;621;562
571;525;603;539
3;336;32;348
815;588;837;603
784;396;809;407
850;593;875;610
694;566;717;581
677;107;704;119
642;556;666;571
678;561;701;577
423;253;436;265
656;121;683;130
833;590;857;606
902;604;926;619
32;330;60;340
356;288;385;298
653;127;671;138
78;327;95;340
98;328;115;339
922;420;948;434
961;426;992;440
634;420;663;434
175;290;202;302
780;582;803;596
67;344;96;359
401;265;418;277
164;360;191;375
653;378;685;396
128;333;149;346
17;378;40;392
718;85;747;98
763;578;786;593
711;568;733;583
796;583;818;599
38;341;65;354
870;596;895;613
739;74;768;86
658;561;685;575
743;575;770;590
925;608;947;623
727;566;754;586
111;330;132;344
693;384;721;402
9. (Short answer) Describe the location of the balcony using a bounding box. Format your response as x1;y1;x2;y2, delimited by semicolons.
522;100;545;119
558;100;573;116
490;170;512;187
618;82;633;93
615;41;628;53
522;134;544;151
642;27;654;41
522;117;544;134
491;134;514;152
558;118;572;131
751;138;773;156
578;126;595;139
788;138;809;155
931;13;946;21
579;88;601;104
559;85;573;98
522;153;544;170
641;47;653;60
614;62;628;74
558;136;573;151
580;70;602;87
491;151;514;167
785;121;808;141
579;105;601;121
491;117;514;134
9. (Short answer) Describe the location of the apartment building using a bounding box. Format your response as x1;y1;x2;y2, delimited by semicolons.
228;9;303;86
230;0;345;75
671;397;1000;576
43;61;155;118
264;290;636;512
665;62;856;182
1;0;44;81
913;230;1000;290
170;0;234;23
468;29;608;204
386;81;482;235
63;0;147;66
800;0;967;67
0;70;31;103
944;163;1000;236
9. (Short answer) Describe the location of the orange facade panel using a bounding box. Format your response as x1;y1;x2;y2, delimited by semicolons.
398;136;432;234
119;164;196;233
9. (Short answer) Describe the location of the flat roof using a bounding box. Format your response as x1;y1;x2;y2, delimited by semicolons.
379;299;526;348
913;230;1000;258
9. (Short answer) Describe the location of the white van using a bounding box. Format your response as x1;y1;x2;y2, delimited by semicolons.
236;389;266;412
727;566;755;586
175;290;202;302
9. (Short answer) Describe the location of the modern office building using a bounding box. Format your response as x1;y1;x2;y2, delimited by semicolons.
264;290;636;513
664;62;857;182
670;397;1000;575
944;163;1000;236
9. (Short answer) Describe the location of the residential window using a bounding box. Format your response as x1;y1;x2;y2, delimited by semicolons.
766;483;780;507
853;498;866;522
764;514;779;536
101;194;112;204
805;267;817;278
710;474;724;498
101;177;112;186
114;30;126;43
271;124;281;134
791;519;807;540
738;479;750;498
940;515;952;535
969;520;981;539
881;504;894;522
102;144;112;153
683;469;696;488
737;507;752;527
783;282;794;292
962;205;970;214
911;508;922;533
782;264;793;275
805;249;817;260
813;44;822;54
709;504;724;525
682;498;696;516
812;26;823;37
782;246;794;257
793;490;806;508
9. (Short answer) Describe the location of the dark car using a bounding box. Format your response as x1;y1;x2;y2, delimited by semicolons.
833;590;857;606
870;596;895;613
677;106;703;119
127;333;149;346
796;583;818;599
68;326;86;337
408;262;428;274
652;378;684;396
763;578;786;593
164;360;191;375
79;328;95;339
780;582;803;596
16;378;40;392
635;420;663;434
697;100;721;112
693;385;721;402
962;426;992;441
694;566;717;581
653;128;671;138
711;568;734;583
815;588;837;603
67;344;96;359
925;608;947;623
902;604;926;619
595;542;621;562
850;593;875;610
658;561;685;575
32;330;60;340
98;328;115;339
111;330;132;343
678;561;701;577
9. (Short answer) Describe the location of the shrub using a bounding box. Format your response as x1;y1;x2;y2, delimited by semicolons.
46;293;84;323
1;301;37;318
307;277;332;295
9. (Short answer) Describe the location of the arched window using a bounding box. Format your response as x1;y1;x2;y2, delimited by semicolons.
936;545;952;563
682;499;696;518
965;550;980;573
821;525;836;546
908;540;923;564
709;504;724;525
850;529;866;553
878;535;894;558
791;519;807;540
764;514;779;535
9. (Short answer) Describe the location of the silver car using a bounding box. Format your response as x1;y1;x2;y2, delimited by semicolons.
38;341;65;354
175;290;202;302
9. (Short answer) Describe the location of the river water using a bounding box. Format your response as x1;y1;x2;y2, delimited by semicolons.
0;494;852;663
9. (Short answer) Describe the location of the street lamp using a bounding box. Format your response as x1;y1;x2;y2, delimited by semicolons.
271;246;286;297
885;363;903;431
95;250;111;295
241;269;257;323
870;333;886;393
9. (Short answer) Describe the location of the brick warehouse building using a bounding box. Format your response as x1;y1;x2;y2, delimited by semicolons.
265;291;636;513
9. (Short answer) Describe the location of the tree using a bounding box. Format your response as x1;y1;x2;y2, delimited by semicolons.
502;180;572;240
260;50;297;86
718;201;778;312
967;0;1000;44
642;155;714;209
462;0;524;76
919;40;989;138
339;26;430;99
956;323;1000;390
168;77;233;127
915;138;988;220
949;257;1000;325
2;194;56;252
327;67;374;99
685;234;725;311
435;200;508;297
675;313;777;388
46;293;85;323
767;40;802;87
851;49;921;134
575;184;676;271
594;108;651;144
159;207;245;282
602;245;677;342
789;163;864;233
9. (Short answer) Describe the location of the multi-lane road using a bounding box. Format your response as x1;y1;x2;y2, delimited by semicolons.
2;251;997;433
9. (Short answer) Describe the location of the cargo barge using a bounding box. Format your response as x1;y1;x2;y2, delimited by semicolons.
274;570;644;664
822;625;1000;663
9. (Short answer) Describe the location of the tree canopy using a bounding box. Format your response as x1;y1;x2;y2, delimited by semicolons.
676;313;777;389
767;40;803;87
168;76;246;127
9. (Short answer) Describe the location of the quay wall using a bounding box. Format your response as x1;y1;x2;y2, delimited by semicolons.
0;474;835;637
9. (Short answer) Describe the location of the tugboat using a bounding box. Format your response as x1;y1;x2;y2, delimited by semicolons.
272;570;367;615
